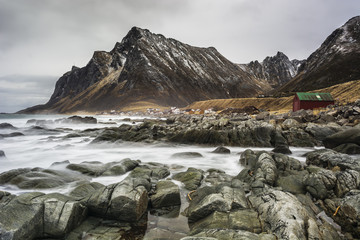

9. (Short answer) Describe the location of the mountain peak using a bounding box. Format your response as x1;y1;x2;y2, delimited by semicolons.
276;15;360;94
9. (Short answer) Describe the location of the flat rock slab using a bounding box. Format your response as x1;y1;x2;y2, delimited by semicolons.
150;180;181;208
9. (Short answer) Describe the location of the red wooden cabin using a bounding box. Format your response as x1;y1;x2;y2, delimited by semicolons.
293;92;334;112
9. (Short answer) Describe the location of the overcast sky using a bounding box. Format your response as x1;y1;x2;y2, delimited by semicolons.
0;0;359;112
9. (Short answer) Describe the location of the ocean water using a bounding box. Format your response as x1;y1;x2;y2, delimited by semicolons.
0;114;315;194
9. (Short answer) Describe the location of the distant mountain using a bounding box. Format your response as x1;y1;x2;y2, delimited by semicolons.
277;16;360;95
20;27;271;113
239;51;305;89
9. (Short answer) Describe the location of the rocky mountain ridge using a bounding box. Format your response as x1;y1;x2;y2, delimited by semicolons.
19;16;360;113
20;27;272;113
239;51;305;89
277;16;360;95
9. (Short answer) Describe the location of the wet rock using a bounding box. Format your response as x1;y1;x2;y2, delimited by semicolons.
211;146;230;154
66;216;147;240
333;143;360;154
150;180;181;208
271;153;302;171
187;186;247;223
0;123;16;129
69;182;105;199
67;161;108;176
188;229;276;240
256;111;270;121
272;145;292;154
249;189;330;240
275;171;307;195
335;170;360;197
281;118;301;129
254;152;277;186
172;152;204;158
0;168;32;184
271;131;292;154
39;193;87;238
282;128;315;147
306;149;360;171
67;115;97;124
2;168;88;189
336;190;360;238
323;128;360;149
187;193;231;223
102;158;139;176
129;164;169;184
239;149;257;168
173;168;204;190
0;132;24;138
87;177;149;222
144;227;187;240
0;192;45;240
0;150;5;158
204;169;233;186
304;123;340;141
304;166;336;199
169;129;230;145
150;166;171;180
190;210;262;235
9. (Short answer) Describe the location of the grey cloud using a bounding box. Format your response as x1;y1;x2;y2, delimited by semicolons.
0;75;57;112
0;0;359;112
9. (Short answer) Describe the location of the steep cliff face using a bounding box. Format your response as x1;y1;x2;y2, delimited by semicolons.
22;27;271;113
239;52;304;89
277;16;360;95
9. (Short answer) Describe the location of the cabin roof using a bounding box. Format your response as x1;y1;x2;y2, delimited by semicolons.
295;92;334;101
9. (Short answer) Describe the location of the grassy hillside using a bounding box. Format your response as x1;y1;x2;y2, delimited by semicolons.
186;79;360;112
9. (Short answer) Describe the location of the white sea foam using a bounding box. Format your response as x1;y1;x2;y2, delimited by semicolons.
0;114;316;195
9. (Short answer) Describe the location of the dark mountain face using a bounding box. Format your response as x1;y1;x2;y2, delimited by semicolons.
277;16;360;95
22;27;272;113
239;52;304;89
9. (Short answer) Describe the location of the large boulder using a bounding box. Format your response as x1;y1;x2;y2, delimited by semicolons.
0;150;5;158
323;128;360;149
0;123;16;129
253;152;277;186
66;115;97;124
187;186;247;223
69;182;105;199
337;190;360;238
173;168;204;190
305;123;340;141
211;146;230;154
334;170;360;197
150;180;181;208
39;193;87;238
87;177;149;222
275;171;307;195
190;210;262;235
303;166;337;200
306;149;360;171
101;158;139;176
67;161;108;176
249;189;341;239
0;192;45;240
172;152;204;158
0;168;88;189
333;143;360;155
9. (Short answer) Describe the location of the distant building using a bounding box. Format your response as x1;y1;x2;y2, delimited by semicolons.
293;92;335;111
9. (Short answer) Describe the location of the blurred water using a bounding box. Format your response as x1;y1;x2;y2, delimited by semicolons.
0;114;315;195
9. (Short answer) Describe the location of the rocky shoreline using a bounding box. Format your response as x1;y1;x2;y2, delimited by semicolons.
1;102;360;239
